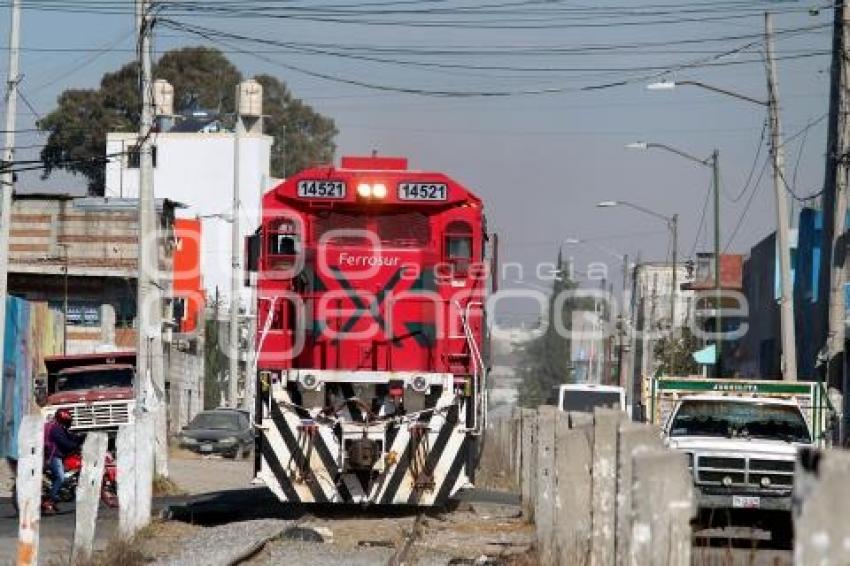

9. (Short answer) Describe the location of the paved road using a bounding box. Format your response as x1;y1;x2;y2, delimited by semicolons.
0;497;119;563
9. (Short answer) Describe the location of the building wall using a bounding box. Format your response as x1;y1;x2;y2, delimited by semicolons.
737;234;781;378
8;195;180;354
105;131;274;300
630;263;695;380
165;341;204;433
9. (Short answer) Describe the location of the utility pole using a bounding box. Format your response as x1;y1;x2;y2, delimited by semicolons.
670;214;678;330
711;150;723;378
821;1;850;439
618;254;630;391
765;12;798;381
229;100;242;409
135;0;168;478
0;0;21;411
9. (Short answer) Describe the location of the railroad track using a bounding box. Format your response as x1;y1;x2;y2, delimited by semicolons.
386;512;425;566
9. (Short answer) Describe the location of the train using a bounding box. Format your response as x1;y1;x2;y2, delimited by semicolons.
246;155;495;506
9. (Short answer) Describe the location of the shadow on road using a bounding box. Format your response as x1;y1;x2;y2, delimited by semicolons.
161;487;521;527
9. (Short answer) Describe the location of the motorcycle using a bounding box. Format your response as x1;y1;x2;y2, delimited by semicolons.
43;450;119;508
11;450;119;514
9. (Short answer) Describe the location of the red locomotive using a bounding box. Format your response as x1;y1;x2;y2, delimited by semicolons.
248;155;494;505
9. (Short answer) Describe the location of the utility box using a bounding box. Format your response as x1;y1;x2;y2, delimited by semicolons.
236;80;263;118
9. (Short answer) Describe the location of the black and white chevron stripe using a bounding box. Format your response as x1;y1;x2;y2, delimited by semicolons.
256;385;471;506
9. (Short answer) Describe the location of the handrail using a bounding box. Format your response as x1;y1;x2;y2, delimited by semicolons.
252;297;278;370
455;300;486;435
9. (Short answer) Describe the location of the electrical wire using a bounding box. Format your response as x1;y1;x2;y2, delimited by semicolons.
725;118;767;203
724;157;770;251
689;176;713;257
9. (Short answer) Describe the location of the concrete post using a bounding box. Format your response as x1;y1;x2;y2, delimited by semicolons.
615;423;663;566
72;432;108;563
117;422;137;538
118;413;154;537
101;303;116;347
513;410;522;488
16;415;44;566
591;408;623;566
554;412;593;565
630;449;694;566
795;450;850;564
535;406;557;565
135;412;154;530
520;408;537;520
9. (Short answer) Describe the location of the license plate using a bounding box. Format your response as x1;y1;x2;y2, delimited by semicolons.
199;444;213;453
732;495;760;509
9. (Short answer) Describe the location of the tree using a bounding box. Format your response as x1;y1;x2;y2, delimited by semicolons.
256;74;337;177
516;252;591;407
38;47;337;195
652;327;701;376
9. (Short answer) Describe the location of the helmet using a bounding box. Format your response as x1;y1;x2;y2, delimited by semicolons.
55;409;73;427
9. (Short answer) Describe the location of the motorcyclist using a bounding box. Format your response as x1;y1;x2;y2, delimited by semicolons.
43;409;82;514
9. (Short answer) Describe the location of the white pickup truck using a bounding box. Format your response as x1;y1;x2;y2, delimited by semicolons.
664;395;811;512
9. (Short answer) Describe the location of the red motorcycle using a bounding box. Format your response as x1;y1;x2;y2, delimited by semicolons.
43;451;119;508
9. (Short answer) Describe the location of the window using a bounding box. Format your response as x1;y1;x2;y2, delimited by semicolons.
267;219;300;256
447;237;472;260
127;145;157;169
445;220;473;274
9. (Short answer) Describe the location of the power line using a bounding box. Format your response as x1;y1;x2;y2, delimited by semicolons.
690;176;713;257
725;118;767;203
724;157;770;251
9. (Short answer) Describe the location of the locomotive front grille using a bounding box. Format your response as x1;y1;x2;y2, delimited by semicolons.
694;454;794;491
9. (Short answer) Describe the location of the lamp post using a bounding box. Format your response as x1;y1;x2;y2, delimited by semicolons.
645;74;797;381
597;201;678;332
627;141;723;377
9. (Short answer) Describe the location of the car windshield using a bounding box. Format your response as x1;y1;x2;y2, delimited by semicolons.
669;399;811;443
56;368;133;392
561;390;621;413
188;412;241;431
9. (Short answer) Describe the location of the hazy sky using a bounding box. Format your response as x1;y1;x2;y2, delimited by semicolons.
0;1;832;320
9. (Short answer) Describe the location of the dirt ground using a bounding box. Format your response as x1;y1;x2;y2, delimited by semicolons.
167;448;255;494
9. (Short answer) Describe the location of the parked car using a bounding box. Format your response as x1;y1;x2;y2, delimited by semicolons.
177;409;253;458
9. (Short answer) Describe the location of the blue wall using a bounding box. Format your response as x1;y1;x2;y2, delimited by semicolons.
0;297;33;460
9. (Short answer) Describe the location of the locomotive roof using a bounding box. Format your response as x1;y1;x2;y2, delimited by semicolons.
267;155;483;208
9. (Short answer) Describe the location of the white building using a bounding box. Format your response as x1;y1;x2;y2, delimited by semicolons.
631;262;695;381
104;128;275;302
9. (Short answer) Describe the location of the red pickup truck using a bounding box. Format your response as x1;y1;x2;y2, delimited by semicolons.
42;352;136;433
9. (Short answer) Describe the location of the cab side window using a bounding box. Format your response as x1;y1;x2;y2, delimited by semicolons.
445;221;473;274
268;219;300;256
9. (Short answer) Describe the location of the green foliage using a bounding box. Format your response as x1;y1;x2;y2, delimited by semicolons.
516;253;595;407
38;47;337;194
652;327;701;377
203;314;225;410
255;74;338;177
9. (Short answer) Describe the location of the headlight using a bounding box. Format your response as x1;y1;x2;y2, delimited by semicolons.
181;436;197;444
220;437;238;445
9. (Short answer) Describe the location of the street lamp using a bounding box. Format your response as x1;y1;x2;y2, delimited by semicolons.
645;80;767;107
645;72;797;381
596;200;678;331
627;141;723;377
